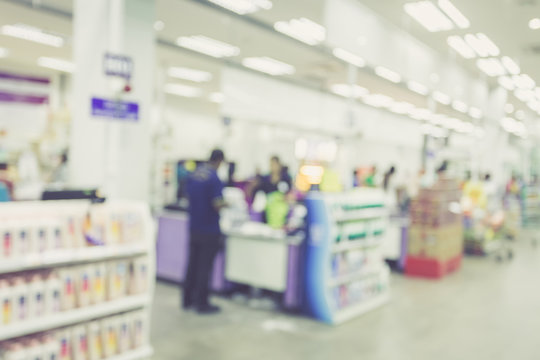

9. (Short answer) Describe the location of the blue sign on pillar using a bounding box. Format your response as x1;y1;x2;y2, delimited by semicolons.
91;97;139;122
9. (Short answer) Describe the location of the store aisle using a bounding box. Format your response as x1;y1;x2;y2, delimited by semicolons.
151;239;540;360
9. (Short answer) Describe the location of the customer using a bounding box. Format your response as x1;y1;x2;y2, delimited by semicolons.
259;155;292;194
183;149;226;314
365;165;378;187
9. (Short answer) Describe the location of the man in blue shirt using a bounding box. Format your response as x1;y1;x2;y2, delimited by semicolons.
183;149;226;314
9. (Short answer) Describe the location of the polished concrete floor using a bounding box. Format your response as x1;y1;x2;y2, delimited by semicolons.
151;239;540;360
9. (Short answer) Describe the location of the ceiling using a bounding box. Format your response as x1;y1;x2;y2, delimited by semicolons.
0;0;538;121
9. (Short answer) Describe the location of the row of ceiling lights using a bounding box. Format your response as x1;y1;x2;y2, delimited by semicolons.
404;0;537;139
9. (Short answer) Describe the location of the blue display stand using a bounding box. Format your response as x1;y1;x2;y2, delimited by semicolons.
304;189;391;324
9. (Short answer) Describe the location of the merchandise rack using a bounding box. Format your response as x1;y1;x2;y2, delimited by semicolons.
0;200;155;359
304;189;390;325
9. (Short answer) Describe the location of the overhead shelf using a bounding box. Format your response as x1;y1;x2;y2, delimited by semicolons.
331;208;388;223
332;239;381;253
0;244;148;275
0;295;150;341
329;269;382;287
333;292;390;324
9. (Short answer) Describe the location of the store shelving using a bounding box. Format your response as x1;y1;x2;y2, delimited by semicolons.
107;346;154;360
0;244;148;275
0;200;155;358
304;189;390;325
333;291;390;324
0;295;150;341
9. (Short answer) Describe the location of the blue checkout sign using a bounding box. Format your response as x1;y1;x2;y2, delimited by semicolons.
91;97;139;122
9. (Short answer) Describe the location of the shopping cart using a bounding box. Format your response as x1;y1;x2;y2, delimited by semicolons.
521;186;540;247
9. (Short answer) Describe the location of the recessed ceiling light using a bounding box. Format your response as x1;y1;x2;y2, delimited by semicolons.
404;1;454;32
154;21;165;31
167;67;212;82
501;56;520;75
165;83;202;98
242;57;295;76
452;100;468;113
37;57;75;73
476;58;506;77
409;108;432;120
432;91;451;105
1;24;64;47
407;81;429;95
274;18;326;46
529;18;540;30
374;66;401;83
209;92;225;103
0;47;8;58
330;84;369;99
514;89;535;103
176;35;240;58
208;0;272;15
464;33;499;57
513;74;536;90
468;107;482;119
390;102;415;114
437;0;470;29
504;103;515;114
498;76;515;91
447;35;475;59
363;93;394;108
332;48;365;67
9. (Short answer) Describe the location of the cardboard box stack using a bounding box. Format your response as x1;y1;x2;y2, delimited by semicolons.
406;177;464;278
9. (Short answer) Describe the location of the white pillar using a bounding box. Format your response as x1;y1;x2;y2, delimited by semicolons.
69;0;155;202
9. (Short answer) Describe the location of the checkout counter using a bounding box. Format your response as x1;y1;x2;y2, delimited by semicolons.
155;198;306;311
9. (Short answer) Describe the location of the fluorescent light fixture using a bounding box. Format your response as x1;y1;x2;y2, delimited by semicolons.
363;93;394;108
167;66;212;82
513;74;535;90
465;33;499;57
501;56;520;75
529;18;540;30
535;87;540;99
501;117;527;137
209;92;225;103
1;24;64;47
177;35;240;58
274;18;326;46
514;89;535;103
498;76;515;91
432;91;451;105
208;0;272;15
330;84;369;98
165;83;202;98
504;103;515;113
476;58;506;77
447;35;475;59
332;48;365;67
515;110;525;120
390;102;415;114
37;57;75;73
452;100;468;113
528;100;540;112
404;1;453;32
438;0;470;28
407;81;429;95
242;57;295;76
476;33;500;56
409;108;432;120
468;107;482;119
374;66;402;83
154;21;165;31
0;47;8;58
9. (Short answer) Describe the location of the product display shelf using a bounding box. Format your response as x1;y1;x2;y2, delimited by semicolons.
0;245;148;275
107;346;154;360
0;295;150;341
333;291;390;324
332;236;383;253
0;200;156;356
304;189;390;325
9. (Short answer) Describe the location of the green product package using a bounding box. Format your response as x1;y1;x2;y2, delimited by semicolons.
265;191;290;229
